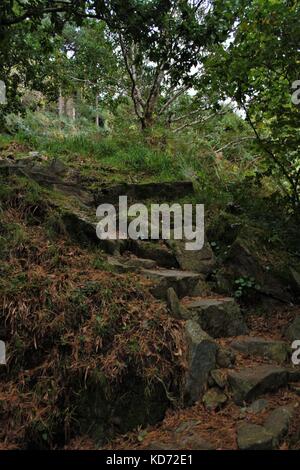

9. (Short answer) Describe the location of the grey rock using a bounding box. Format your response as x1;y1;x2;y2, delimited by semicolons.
184;297;248;338
215;233;293;303
166;288;189;319
216;346;236;368
237;423;273;450
48;158;68;176
106;257;133;273
127;240;178;268
180;435;216;450
143;268;202;300
264;405;296;446
231;336;289;363
124;257;156;270
228;365;288;405
202;387;227;411
166;237;216;276
184;320;218;405
210;369;227;389
246;398;269;414
285;316;300;342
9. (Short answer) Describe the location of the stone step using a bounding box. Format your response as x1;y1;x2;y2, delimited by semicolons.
228;365;288;405
142;268;203;300
237;423;274;450
127;240;178;268
237;403;297;450
230;336;290;363
106;256;157;273
93;181;194;206
182;297;248;338
166;238;216;276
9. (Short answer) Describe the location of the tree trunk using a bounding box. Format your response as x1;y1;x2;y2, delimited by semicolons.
95;94;99;126
58;89;64;117
66;96;76;120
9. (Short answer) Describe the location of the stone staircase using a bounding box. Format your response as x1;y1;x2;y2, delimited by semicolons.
96;231;300;450
3;157;299;449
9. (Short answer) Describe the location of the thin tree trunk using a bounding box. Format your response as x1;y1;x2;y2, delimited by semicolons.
95;94;99;126
58;89;64;117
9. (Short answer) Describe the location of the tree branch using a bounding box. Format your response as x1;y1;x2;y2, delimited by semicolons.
158;85;190;116
172;111;226;133
214;136;256;153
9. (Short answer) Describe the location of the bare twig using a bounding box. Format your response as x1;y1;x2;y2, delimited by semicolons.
214;136;256;153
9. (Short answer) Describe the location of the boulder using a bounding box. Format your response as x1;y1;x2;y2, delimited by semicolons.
230;337;289;363
264;404;296;446
184;320;218;405
202;387;227;411
166;288;189;320
183;297;248;338
210;369;227;389
237;423;273;450
216;346;236;368
285;316;300;342
246;398;269;414
166;237;216;276
228;365;288;405
216;232;293;303
129;240;178;268
143;268;203;300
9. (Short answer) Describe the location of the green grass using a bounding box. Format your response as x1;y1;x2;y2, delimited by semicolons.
0;109;266;206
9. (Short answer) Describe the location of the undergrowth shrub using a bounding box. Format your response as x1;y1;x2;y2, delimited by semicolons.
0;174;186;449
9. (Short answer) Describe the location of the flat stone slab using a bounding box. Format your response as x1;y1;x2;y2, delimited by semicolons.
143;268;202;299
228;365;288;405
231;336;289;363
123;257;156;270
183;297;248;338
237;423;273;450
